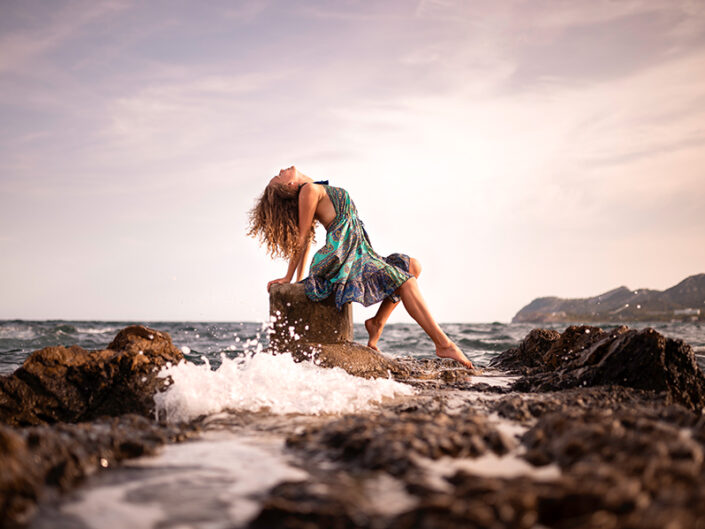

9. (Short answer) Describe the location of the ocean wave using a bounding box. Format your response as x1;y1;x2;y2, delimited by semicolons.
457;337;513;351
0;323;40;340
153;352;415;423
52;324;78;335
75;326;118;334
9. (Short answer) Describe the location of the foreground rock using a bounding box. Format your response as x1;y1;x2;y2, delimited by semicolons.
0;326;190;528
0;326;183;426
287;405;515;477
0;415;195;527
250;385;705;529
491;325;705;411
269;282;409;378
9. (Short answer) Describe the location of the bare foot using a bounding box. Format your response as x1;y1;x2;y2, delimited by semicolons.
436;341;474;370
365;318;383;352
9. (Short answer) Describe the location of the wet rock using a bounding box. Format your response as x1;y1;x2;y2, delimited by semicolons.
490;328;561;373
269;283;409;379
269;282;353;345
388;467;705;529
390;475;542;529
390;357;481;390
0;415;195;527
287;409;515;477
289;341;410;379
0;325;183;426
493;386;666;423
494;326;705;411
521;406;703;477
249;478;374;529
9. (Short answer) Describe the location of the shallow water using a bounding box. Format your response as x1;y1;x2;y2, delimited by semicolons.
31;432;309;529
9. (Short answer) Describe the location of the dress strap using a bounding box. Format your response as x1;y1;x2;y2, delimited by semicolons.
298;180;329;194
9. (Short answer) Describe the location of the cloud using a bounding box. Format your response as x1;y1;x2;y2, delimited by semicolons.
106;71;287;155
0;0;128;73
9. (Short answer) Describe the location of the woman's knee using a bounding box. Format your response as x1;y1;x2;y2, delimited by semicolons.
410;257;422;278
400;276;417;295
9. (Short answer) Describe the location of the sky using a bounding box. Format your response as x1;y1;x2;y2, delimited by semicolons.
1;0;704;323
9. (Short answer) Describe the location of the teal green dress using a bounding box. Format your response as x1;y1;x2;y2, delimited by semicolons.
303;184;412;310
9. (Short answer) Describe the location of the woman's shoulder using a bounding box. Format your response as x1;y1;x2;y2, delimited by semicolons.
298;181;328;200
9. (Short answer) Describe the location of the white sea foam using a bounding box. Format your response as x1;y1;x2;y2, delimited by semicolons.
470;373;519;388
0;324;38;340
75;326;117;334
415;452;560;488
153;352;415;422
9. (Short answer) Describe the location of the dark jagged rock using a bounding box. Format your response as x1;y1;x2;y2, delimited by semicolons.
0;414;196;527
0;325;183;426
490;328;561;373
389;467;705;529
287;408;515;477
492;386;665;423
256;389;705;529
492;325;705;411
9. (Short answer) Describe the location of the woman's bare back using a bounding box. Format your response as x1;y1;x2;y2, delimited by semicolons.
302;183;336;229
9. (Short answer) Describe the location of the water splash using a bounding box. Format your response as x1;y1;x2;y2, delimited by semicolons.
153;352;415;422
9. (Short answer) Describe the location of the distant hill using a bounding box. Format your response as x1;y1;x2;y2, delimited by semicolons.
512;274;705;323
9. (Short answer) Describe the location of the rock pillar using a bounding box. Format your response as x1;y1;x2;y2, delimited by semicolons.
269;283;352;348
268;283;408;379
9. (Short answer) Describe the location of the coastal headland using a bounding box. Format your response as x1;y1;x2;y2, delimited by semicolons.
513;273;705;324
2;323;705;528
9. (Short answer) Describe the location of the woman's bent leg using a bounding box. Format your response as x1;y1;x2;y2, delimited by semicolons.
397;277;474;369
365;298;396;351
366;258;422;351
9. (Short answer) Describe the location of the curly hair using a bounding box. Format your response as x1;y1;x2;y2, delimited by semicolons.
247;181;315;259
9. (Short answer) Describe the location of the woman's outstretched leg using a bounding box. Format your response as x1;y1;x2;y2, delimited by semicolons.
397;277;474;369
365;258;422;351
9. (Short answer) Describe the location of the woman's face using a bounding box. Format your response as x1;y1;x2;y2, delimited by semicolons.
270;165;297;187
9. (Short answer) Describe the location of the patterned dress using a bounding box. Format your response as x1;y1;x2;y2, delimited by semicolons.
303;184;412;310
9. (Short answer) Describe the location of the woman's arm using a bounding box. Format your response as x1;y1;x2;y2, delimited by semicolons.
296;239;311;281
267;185;317;291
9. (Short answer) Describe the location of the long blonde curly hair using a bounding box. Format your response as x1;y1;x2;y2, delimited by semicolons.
247;181;315;259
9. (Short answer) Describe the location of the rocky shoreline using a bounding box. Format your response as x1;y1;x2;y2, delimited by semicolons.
2;324;705;528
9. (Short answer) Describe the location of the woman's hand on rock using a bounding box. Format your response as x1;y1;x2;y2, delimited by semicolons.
267;277;291;292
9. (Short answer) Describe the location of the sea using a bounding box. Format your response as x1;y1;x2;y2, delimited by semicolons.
3;319;705;529
1;319;704;376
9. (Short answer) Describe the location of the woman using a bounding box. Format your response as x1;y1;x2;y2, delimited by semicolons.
248;165;474;369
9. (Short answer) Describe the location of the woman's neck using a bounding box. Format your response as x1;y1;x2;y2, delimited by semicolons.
294;169;313;185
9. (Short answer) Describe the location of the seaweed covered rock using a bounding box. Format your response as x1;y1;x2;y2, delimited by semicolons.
493;325;705;411
0;325;183;426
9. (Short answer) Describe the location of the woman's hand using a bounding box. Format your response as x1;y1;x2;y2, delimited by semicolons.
267;277;291;292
